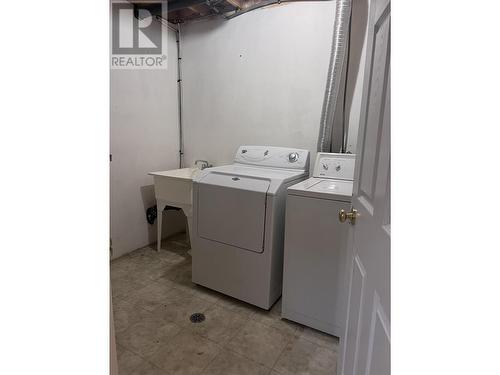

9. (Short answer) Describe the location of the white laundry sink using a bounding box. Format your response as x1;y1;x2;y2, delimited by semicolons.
149;168;198;205
149;167;199;251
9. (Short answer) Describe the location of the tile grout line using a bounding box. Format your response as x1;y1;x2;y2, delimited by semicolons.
116;342;169;374
141;326;187;374
268;325;296;375
222;345;274;372
116;343;148;374
219;319;287;370
169;326;221;375
196;343;223;375
295;332;340;352
193;317;275;372
248;314;301;338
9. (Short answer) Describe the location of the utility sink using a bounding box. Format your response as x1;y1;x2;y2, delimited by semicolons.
149;167;199;251
149;167;198;205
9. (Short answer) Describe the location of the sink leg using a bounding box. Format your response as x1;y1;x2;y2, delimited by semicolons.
185;214;193;248
157;201;164;252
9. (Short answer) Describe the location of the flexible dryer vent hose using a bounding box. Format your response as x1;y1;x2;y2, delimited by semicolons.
317;0;352;152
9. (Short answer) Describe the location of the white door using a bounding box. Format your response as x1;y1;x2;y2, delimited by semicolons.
340;0;390;374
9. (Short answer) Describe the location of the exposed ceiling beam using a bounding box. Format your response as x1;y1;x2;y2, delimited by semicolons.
225;0;243;9
187;4;206;17
168;0;207;12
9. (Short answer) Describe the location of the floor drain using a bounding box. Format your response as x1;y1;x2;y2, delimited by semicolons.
190;313;205;323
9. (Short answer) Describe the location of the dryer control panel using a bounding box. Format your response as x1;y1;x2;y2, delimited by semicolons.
313;153;356;180
234;146;310;171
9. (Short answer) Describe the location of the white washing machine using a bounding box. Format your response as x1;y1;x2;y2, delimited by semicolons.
282;152;355;336
192;146;310;309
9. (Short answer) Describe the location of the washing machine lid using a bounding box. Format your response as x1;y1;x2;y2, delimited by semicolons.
288;177;353;202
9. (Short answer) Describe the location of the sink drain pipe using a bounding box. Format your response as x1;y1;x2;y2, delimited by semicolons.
317;0;352;152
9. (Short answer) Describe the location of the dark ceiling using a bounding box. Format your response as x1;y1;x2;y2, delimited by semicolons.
129;0;312;24
167;0;242;22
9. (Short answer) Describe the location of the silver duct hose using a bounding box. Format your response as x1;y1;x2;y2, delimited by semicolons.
317;0;352;152
225;0;333;20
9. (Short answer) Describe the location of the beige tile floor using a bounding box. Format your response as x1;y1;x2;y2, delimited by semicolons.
111;233;339;375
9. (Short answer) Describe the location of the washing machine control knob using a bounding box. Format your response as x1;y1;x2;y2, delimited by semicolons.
288;152;299;163
322;163;328;170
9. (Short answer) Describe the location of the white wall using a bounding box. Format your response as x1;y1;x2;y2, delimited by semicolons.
110;29;185;259
181;2;336;168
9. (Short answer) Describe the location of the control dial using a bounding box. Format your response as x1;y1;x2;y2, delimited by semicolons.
288;152;299;163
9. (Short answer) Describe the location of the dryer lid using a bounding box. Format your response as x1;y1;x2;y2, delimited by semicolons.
197;172;270;193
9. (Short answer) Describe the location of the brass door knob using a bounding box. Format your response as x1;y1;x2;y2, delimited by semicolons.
339;208;358;225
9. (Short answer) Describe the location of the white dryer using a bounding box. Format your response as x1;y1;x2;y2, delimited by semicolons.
282;152;355;336
192;146;310;309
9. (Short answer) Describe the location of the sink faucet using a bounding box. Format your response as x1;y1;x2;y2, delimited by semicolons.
195;160;212;170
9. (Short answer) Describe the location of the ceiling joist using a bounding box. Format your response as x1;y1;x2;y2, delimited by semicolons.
129;0;326;23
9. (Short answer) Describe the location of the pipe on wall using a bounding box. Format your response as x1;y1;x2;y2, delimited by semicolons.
156;16;185;168
176;23;185;168
317;0;352;152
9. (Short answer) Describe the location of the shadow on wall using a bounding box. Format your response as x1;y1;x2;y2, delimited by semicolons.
345;0;369;131
140;185;187;245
